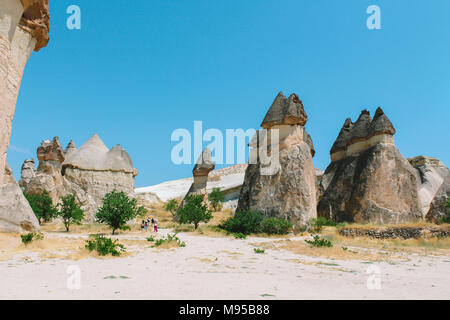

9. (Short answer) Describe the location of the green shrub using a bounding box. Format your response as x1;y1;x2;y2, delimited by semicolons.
310;217;336;232
24;190;57;225
20;232;43;245
164;199;179;216
152;233;186;247
254;248;265;254
305;235;333;248
260;217;293;235
441;199;450;224
220;210;262;235
96;190;147;234
57;194;84;232
208;188;225;211
233;232;247;239
177;195;212;229
85;235;125;256
146;236;155;242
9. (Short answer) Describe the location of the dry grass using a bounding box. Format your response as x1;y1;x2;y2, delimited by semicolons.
252;227;450;262
338;221;447;230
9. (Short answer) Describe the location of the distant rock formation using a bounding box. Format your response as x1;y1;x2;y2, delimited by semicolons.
237;92;317;228
318;108;422;224
0;0;50;189
20;134;139;221
0;163;39;233
180;147;215;208
409;156;450;223
19;158;36;186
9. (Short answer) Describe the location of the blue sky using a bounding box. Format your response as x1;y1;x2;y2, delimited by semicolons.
8;0;450;187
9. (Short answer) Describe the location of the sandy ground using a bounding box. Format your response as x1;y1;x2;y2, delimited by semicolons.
1;227;450;300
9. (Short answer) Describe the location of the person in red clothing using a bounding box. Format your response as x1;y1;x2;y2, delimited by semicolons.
153;218;158;232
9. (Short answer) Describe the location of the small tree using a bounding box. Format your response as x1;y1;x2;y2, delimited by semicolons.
24;190;57;225
208;187;225;211
96;190;147;235
177;195;212;229
164;198;179;216
57;194;84;232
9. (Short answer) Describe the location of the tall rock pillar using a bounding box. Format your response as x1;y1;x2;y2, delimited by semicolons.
0;0;49;187
237;92;317;228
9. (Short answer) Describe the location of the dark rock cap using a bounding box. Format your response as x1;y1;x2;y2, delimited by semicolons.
261;92;308;129
348;110;372;145
330;118;353;154
193;147;215;176
368;107;396;137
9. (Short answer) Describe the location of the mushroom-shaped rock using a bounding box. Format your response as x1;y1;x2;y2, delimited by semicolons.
37;136;65;162
63;134;109;170
348;110;372;145
193;147;215;177
330;118;353;154
368;107;396;138
104;145;135;173
261;92;308;129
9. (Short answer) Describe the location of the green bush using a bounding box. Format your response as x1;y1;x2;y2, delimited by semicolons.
305;235;333;248
260;217;293;235
96;190;147;234
57;194;84;232
441;198;450;224
310;217;336;232
254;248;265;254
208;188;225;211
233;232;247;239
24;190;57;225
152;233;186;247
85;235;125;256
220;210;263;235
164;199;179;216
177;195;212;229
20;232;43;245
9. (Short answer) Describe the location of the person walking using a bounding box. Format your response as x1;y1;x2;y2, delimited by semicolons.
140;220;145;231
153;218;158;233
144;220;148;231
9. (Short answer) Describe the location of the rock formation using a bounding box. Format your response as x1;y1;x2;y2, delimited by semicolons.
20;134;139;221
318;108;423;224
18;158;35;186
0;0;50;188
0;163;39;232
0;0;49;232
180;147;215;207
236;92;317;228
409;156;450;223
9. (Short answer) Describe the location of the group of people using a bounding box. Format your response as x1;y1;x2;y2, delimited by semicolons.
141;217;158;232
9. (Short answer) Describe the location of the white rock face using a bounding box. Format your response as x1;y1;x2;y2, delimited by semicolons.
409;156;450;222
0;163;39;232
0;0;49;188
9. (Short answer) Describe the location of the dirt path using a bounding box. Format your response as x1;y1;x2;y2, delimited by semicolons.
1;229;449;299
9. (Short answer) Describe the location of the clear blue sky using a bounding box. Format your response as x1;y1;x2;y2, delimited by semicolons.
8;0;450;187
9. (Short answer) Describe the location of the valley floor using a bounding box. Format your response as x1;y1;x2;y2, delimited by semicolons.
1;227;449;299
